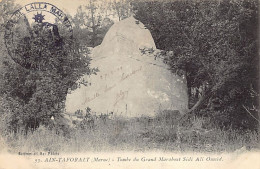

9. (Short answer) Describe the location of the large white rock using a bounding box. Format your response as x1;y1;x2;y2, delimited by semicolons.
65;16;188;117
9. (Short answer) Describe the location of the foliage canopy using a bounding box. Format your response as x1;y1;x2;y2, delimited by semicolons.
133;0;259;129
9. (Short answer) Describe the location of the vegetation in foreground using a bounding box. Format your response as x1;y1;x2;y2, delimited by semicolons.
1;110;259;153
0;0;259;153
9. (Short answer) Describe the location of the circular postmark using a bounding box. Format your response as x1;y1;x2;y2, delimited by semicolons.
4;2;73;70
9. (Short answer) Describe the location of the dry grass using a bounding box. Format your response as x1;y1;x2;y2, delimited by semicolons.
1;112;259;153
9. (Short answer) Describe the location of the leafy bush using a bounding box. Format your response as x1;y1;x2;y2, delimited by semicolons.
133;0;259;129
0;19;95;133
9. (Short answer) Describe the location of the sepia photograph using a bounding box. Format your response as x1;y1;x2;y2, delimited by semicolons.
0;0;259;168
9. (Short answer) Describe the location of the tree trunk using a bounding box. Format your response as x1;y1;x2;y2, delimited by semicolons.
90;0;97;47
188;89;211;113
177;89;212;124
195;88;199;99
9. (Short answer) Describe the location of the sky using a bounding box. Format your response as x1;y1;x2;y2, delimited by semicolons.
15;0;93;17
13;0;123;24
13;0;127;17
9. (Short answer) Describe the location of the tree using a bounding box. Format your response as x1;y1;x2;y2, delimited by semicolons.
111;0;132;21
0;0;19;31
133;0;259;129
0;11;95;133
72;3;114;47
72;0;114;47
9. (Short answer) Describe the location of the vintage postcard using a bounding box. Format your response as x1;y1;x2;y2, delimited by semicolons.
0;0;259;168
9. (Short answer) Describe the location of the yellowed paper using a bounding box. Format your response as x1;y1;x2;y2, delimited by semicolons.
0;0;259;169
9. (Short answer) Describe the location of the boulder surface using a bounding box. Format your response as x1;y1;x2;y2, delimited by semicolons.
65;16;188;117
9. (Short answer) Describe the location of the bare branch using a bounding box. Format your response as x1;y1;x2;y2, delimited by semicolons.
242;105;260;123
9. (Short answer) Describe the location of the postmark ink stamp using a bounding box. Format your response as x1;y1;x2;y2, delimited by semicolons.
4;2;73;70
